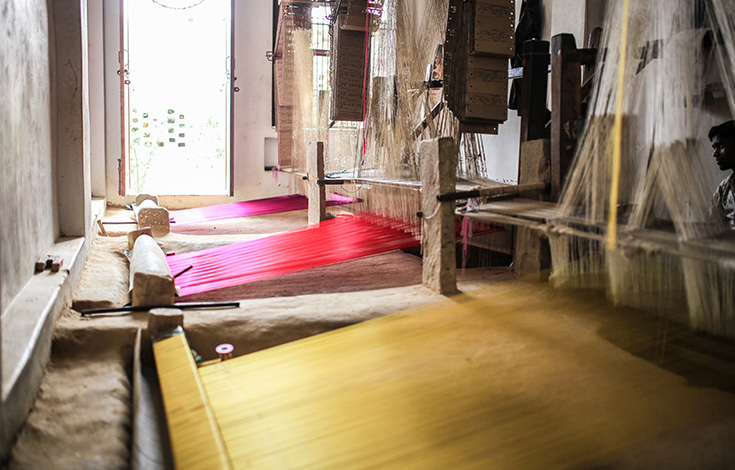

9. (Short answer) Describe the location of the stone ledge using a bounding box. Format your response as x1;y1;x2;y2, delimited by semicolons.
1;236;87;459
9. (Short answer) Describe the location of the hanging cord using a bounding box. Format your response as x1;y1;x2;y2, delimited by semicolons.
360;6;371;159
150;0;206;10
460;215;473;280
607;0;631;251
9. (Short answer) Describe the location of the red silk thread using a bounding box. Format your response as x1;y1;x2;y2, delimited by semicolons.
167;214;420;296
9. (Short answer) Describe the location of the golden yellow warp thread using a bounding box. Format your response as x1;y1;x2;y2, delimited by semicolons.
607;0;631;251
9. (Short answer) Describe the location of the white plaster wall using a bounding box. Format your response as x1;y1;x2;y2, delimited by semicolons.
103;0;286;209
550;0;586;46
55;0;92;238
88;0;106;197
0;0;58;310
585;0;608;42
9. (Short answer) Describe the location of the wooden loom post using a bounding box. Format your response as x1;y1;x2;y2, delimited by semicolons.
513;39;553;279
550;33;582;202
519;39;550;144
421;137;457;295
307;141;326;225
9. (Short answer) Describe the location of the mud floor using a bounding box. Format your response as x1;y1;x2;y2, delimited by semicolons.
5;207;735;469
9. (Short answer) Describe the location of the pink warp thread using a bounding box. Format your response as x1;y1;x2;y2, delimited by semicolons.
167;214;420;297
460;216;473;280
169;193;356;226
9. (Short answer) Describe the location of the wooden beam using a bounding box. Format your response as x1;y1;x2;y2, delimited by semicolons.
437;182;548;202
130;235;175;308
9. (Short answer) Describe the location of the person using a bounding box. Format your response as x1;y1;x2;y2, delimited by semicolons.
709;120;735;230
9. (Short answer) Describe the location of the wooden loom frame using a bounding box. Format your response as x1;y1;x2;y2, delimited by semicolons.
271;0;603;292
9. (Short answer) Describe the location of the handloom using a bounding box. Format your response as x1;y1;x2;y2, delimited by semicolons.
547;0;735;339
267;0;521;298
168;193;357;227
273;0;513;229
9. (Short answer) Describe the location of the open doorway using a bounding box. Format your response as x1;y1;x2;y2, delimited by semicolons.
124;0;232;196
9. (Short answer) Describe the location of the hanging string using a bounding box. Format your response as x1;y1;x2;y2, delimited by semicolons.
361;6;371;159
150;0;206;10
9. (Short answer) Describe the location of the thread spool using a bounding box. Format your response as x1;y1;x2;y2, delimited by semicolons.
215;343;234;361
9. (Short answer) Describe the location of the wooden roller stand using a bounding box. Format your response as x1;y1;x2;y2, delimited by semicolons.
135;199;170;237
130;234;176;307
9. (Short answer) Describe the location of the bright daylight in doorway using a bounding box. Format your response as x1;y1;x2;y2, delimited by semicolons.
126;0;231;195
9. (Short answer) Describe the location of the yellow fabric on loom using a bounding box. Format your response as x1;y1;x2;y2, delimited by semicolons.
188;280;735;469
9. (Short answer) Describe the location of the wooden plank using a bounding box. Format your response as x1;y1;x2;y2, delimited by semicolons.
471;0;515;58
330;24;369;121
476;198;560;222
460;208;546;230
153;333;231;470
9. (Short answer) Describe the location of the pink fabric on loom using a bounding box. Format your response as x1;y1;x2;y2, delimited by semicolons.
167;214;420;297
169;193;357;226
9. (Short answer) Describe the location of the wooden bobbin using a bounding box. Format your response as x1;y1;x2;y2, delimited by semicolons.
135;199;170;237
130;234;176;307
420;137;458;295
148;308;184;340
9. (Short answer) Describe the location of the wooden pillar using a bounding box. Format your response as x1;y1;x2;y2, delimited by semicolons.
550;33;582;201
307;141;326;225
519;39;550;144
421;137;457;295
